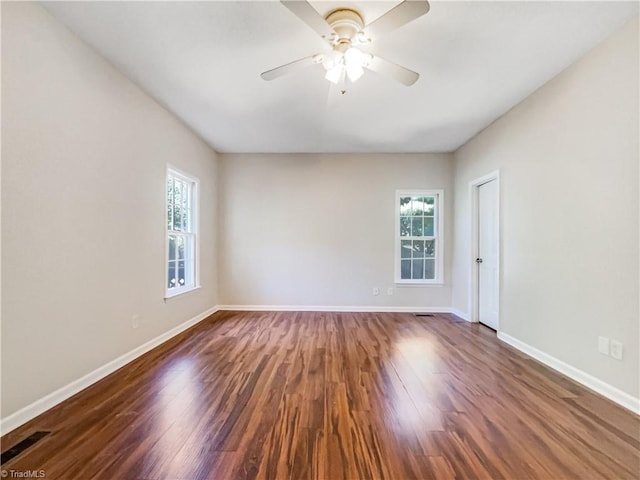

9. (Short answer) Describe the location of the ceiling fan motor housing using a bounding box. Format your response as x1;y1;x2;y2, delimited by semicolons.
325;9;364;41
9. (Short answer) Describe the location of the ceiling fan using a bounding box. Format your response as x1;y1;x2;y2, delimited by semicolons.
261;0;430;87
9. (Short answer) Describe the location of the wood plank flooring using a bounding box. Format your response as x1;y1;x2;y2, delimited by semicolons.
2;311;639;479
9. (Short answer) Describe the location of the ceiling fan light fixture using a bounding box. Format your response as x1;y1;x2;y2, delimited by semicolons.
325;64;344;84
344;46;364;65
322;50;342;71
344;47;367;83
346;63;364;82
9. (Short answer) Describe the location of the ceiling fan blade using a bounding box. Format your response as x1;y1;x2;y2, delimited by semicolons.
281;1;336;39
364;0;430;42
261;55;318;81
366;55;420;86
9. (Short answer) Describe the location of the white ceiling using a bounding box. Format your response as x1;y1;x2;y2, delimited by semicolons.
42;1;638;153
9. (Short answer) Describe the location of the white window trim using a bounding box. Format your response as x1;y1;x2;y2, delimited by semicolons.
394;189;444;285
165;165;201;300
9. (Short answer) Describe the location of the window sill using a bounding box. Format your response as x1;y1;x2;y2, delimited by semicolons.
164;285;201;300
394;282;444;288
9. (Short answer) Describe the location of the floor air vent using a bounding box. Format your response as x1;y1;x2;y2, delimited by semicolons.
414;313;434;317
1;431;50;465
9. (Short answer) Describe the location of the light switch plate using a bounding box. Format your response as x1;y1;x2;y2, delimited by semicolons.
598;336;609;355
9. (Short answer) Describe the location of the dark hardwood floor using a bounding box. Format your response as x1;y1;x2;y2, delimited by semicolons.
2;311;639;479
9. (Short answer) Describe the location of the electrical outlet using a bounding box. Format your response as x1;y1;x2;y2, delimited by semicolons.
373;287;380;296
598;336;609;355
387;287;394;296
610;340;623;360
132;314;140;329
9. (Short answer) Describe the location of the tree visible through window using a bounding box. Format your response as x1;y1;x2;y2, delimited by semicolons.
396;191;443;283
167;168;198;297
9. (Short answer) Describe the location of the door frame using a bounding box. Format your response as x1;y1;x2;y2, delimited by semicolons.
469;170;501;327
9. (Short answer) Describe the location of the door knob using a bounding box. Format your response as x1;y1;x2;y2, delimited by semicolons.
476;258;483;263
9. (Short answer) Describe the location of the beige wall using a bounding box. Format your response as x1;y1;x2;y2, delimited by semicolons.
1;3;219;417
452;18;639;397
219;153;453;308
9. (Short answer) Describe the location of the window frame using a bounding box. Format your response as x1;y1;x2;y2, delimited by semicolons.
165;166;200;299
394;189;444;285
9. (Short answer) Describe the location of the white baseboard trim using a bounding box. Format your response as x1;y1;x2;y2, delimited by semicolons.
0;306;219;436
497;332;640;415
450;308;471;322
217;305;453;314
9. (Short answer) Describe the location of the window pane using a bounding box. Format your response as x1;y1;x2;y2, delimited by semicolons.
400;217;410;236
401;240;412;259
182;207;189;233
176;235;185;260
174;180;182;206
425;195;435;212
401;260;411;279
177;260;186;286
400;197;411;216
167;176;174;201
411;217;423;237
412;240;424;257
168;261;176;289
169;235;176;261
424;217;434;236
181;182;188;231
173;206;183;231
425;258;435;280
412;259;424;279
425;240;435;257
412;197;426;216
167;177;174;229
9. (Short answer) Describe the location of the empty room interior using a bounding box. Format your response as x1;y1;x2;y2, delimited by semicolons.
1;1;639;479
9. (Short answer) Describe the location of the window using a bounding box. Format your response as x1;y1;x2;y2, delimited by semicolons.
395;190;443;284
166;168;198;297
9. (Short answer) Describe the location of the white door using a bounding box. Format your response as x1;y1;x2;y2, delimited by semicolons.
477;179;499;330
